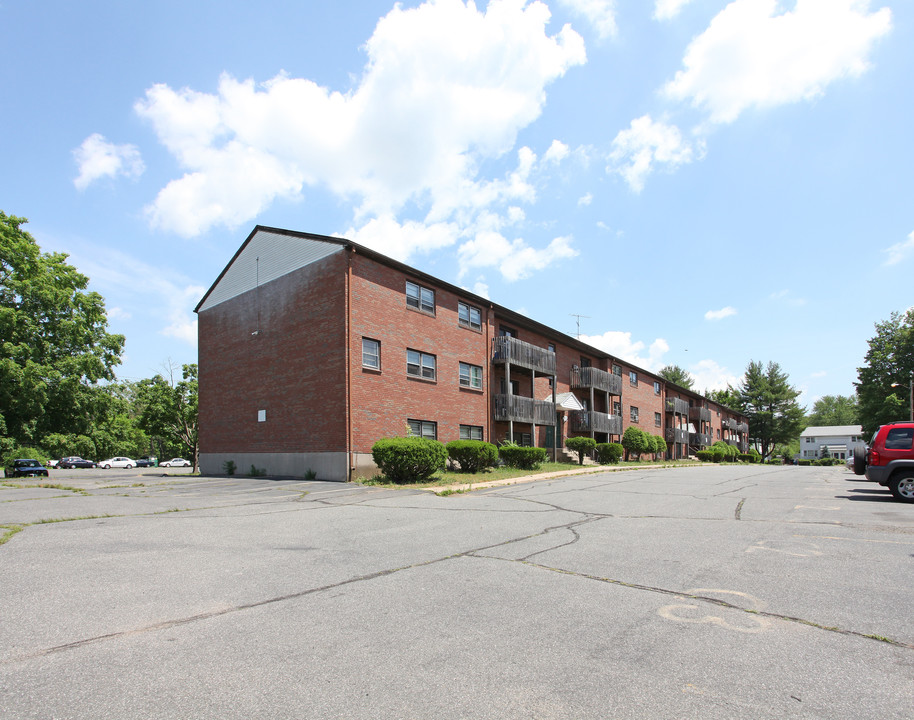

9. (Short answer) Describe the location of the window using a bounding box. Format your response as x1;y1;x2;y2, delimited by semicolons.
654;381;661;395
406;281;435;314
630;406;639;422
407;349;436;380
458;301;482;331
460;425;483;441
499;325;516;338
613;401;621;416
408;419;437;439
459;362;482;389
805;437;815;444
580;356;591;368
612;365;622;377
500;378;520;395
362;338;380;370
548;343;556;353
885;428;914;450
629;371;638;387
655;412;662;427
717;429;721;439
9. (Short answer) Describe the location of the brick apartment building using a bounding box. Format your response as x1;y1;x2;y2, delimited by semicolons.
196;226;750;481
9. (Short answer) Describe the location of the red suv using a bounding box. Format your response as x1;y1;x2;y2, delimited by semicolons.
854;421;914;502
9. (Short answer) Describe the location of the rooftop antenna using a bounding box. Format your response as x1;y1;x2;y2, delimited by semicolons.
570;313;590;339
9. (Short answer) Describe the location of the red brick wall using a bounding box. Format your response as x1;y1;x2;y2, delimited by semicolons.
348;253;490;453
198;251;348;454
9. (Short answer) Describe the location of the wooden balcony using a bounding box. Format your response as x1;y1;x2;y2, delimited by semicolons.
492;336;556;374
723;418;738;431
570;366;623;395
689;432;712;447
665;398;689;415
689;406;711;423
493;394;556;425
726;438;739;447
737;422;749;434
665;427;689;444
570;410;622;435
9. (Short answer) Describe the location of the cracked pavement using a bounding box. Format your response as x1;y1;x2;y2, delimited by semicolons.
2;464;913;719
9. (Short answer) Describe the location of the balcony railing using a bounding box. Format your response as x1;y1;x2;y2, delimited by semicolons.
738;441;749;453
689;406;711;423
570;366;623;395
493;394;556;425
665;427;689;444
722;418;738;431
737;422;749;433
665;398;689;415
492;336;555;374
726;438;739;447
689;432;712;447
570;410;622;435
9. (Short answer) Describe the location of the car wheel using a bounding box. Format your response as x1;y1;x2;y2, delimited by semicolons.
888;472;914;503
852;446;867;476
102;464;111;469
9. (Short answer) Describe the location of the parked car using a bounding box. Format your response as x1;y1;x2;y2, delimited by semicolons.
161;458;191;468
136;457;157;467
4;459;50;478
98;457;135;469
853;421;914;502
57;456;96;469
46;459;59;468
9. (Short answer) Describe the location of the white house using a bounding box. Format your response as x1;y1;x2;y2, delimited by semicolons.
798;425;865;460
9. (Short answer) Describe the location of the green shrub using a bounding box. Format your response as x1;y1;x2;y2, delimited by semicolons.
595;442;624;464
499;445;548;470
372;437;447;483
223;460;236;475
622;427;651;461
304;468;318;480
446;440;499;473
565;436;597;465
696;450;714;462
712;441;739;461
652;434;667;459
798;459;812;466
2;446;49;467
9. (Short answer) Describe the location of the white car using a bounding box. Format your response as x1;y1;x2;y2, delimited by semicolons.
161;458;191;467
99;457;135;469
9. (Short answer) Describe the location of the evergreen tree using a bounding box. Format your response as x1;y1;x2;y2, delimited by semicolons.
737;360;805;460
658;364;694;389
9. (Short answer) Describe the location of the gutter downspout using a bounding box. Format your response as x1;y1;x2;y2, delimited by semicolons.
346;248;353;481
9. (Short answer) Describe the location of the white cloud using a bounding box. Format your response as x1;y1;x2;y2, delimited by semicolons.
689;359;741;392
343;215;459;262
472;278;491;298
107;307;132;321
663;0;893;124
705;306;737;321
133;0;586;237
609;115;697;192
73;133;145;190
578;192;593;206
543;139;570;164
883;230;914;266
458;231;578;281
578;331;669;371
654;0;693;21
558;0;617;38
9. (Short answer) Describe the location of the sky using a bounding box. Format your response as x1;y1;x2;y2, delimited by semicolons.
2;0;911;408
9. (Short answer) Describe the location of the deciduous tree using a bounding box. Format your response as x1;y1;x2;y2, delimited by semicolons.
856;309;914;436
658;364;694;389
806;394;858;427
136;363;199;469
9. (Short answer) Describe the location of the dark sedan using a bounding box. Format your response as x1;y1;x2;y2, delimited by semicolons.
58;456;96;469
5;459;50;478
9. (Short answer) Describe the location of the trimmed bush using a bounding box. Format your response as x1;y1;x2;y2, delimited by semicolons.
499;445;548;470
622;427;651;461
798;459;812;466
652;434;667;459
712;441;739;461
372;437;448;483
696;450;714;462
446;440;499;473
565;436;597;465
595;442;624;464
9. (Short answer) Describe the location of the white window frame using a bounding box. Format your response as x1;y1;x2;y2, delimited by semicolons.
630;405;639;423
408;419;437;439
406;281;435;314
407;349;436;380
458;302;482;331
362;338;380;370
459;362;482;389
629;371;638;387
460;425;484;441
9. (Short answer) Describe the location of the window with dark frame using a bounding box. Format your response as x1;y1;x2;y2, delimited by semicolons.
458;302;482;331
362;338;380;370
460;425;483;441
613;401;621;415
406;281;435;314
580;356;591;368
459;362;482;389
407;349;436;380
630;405;639;422
612;365;622;377
408;419;437;439
499;325;517;338
629;371;638;387
654;381;661;395
655;412;662;427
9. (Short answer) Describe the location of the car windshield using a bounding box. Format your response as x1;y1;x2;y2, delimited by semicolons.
16;460;41;467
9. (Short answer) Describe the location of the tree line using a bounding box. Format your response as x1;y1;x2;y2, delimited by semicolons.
1;212;198;468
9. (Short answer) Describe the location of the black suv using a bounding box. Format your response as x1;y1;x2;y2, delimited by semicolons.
853;421;914;502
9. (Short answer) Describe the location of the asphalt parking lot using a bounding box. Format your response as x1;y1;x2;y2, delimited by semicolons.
2;463;913;719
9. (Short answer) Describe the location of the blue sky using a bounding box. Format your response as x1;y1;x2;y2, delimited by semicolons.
2;0;910;407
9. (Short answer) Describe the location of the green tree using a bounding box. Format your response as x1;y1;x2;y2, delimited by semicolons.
705;386;742;411
737;360;805;460
856;309;914;436
136;363;199;469
0;212;124;446
658;364;694;389
565;436;596;465
806;394;859;427
621;426;650;461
